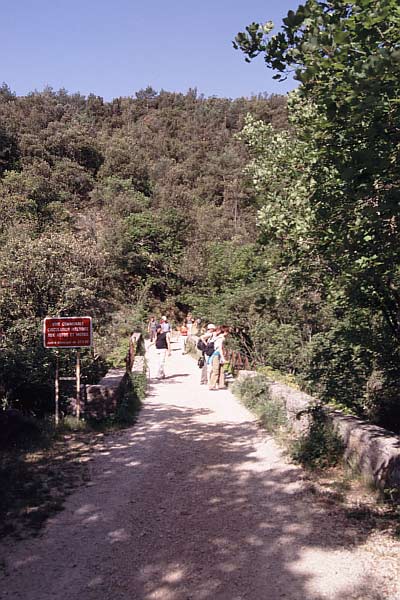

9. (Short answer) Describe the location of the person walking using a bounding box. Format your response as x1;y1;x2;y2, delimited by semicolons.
208;326;230;390
186;313;194;336
179;322;188;354
192;317;201;336
155;325;171;379
160;316;171;333
147;316;158;342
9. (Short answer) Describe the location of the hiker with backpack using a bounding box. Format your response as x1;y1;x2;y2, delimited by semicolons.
208;325;230;390
197;323;217;385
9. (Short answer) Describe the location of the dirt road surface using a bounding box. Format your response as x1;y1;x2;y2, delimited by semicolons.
1;339;399;600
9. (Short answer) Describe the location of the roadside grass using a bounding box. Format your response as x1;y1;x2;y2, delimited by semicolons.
304;463;400;539
256;365;300;389
231;375;288;437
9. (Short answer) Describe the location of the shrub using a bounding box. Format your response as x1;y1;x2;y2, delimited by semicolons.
106;340;130;369
248;320;304;374
57;416;89;433
115;372;145;425
183;337;198;357
300;326;373;417
0;410;54;451
232;374;287;434
290;403;344;470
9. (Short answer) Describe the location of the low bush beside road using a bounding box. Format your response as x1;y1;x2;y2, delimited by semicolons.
290;403;345;470
114;371;146;426
232;375;287;435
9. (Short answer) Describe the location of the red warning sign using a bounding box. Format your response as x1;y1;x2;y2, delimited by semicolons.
43;317;92;348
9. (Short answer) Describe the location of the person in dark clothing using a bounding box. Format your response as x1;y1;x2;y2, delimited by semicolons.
155;326;171;379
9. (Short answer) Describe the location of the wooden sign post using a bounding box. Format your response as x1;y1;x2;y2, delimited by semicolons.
76;349;81;420
43;317;92;423
55;351;59;426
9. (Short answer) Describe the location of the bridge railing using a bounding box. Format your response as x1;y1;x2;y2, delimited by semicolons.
225;349;253;373
187;335;253;374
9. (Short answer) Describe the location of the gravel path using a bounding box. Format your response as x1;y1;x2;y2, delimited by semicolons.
1;339;399;600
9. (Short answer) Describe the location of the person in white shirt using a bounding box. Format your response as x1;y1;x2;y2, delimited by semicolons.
186;313;194;336
208;326;229;390
199;323;217;385
160;316;171;333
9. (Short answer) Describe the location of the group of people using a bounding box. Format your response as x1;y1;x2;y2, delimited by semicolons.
197;323;230;390
147;315;230;389
148;314;197;341
148;314;193;379
148;313;198;355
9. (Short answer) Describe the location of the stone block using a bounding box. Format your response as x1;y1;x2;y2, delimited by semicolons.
85;369;128;420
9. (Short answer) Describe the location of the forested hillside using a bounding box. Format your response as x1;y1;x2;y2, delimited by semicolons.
0;84;288;416
1;0;399;434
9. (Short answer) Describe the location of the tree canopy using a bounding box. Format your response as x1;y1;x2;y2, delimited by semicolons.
234;0;400;430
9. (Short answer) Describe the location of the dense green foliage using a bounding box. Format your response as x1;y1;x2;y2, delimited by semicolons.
234;0;400;432
0;84;287;417
114;372;146;426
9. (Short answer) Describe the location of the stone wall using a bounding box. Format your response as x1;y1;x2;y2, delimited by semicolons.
85;368;129;420
237;370;400;490
127;332;145;371
330;410;400;490
85;333;144;420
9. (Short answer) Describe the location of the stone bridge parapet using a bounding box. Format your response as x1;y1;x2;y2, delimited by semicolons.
238;370;400;490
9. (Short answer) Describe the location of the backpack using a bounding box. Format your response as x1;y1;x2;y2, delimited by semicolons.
204;341;215;356
197;339;206;352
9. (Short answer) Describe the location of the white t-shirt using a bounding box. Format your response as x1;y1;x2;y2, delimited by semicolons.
213;334;224;353
213;334;227;363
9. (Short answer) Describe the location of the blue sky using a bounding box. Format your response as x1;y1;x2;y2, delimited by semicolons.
1;0;299;100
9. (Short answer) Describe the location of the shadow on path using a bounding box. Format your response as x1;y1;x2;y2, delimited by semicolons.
1;372;389;600
76;402;383;599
